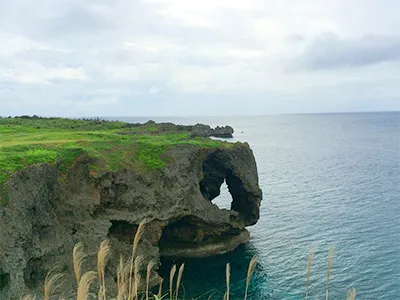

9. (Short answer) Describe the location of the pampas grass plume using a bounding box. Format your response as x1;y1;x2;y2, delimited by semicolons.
326;247;334;300
244;256;258;300
306;247;315;300
169;264;177;300
44;267;64;300
73;242;85;286
77;271;97;300
175;263;185;300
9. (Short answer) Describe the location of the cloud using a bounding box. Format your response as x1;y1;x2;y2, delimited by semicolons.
299;34;400;70
0;0;400;116
1;66;88;85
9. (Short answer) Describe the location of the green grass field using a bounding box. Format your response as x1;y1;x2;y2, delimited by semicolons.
0;117;229;206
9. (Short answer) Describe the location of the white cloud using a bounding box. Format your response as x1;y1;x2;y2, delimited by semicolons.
226;48;266;59
0;63;88;84
149;86;161;94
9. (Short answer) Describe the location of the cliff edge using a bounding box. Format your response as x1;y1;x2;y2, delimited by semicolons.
0;117;262;298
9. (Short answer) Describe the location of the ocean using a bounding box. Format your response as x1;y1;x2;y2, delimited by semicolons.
110;112;400;299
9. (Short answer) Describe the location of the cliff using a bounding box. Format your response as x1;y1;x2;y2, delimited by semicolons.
0;117;262;299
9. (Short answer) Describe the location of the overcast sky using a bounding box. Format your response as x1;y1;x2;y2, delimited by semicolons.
1;0;400;116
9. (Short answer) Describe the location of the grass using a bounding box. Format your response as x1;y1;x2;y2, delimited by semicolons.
244;256;257;300
73;243;85;287
305;247;315;300
146;260;157;300
0;117;231;206
326;246;334;300
224;263;230;300
169;265;177;300
19;220;357;299
77;271;97;300
43;268;64;300
97;240;111;300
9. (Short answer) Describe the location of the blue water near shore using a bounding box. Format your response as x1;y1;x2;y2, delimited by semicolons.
112;112;400;299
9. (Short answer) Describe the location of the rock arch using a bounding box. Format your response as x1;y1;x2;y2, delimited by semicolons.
200;148;262;226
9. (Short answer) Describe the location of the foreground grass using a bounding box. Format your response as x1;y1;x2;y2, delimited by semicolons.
0;117;229;206
20;220;357;300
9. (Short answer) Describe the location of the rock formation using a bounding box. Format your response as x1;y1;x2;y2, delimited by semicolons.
0;124;261;299
190;124;234;138
127;121;234;138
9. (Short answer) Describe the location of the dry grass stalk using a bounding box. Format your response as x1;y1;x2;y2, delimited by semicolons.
117;255;128;300
306;247;315;300
146;259;156;300
128;220;146;300
124;257;135;300
73;242;86;286
77;271;97;300
98;286;105;300
244;256;258;300
225;263;230;300
133;255;144;300
44;267;64;300
19;241;359;300
134;273;142;300
97;239;111;300
346;288;356;300
326;247;334;300
116;256;123;299
157;278;164;298
169;264;177;300
175;263;185;300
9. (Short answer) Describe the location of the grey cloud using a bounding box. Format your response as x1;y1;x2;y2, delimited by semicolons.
300;33;400;70
1;0;400;116
37;4;116;38
288;34;307;43
1;0;262;53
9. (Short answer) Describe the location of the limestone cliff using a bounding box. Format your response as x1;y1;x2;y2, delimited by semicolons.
0;121;262;299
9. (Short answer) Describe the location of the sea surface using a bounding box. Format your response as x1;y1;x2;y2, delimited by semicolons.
110;112;400;299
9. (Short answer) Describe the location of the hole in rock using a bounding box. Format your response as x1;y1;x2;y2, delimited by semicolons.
200;153;233;211
160;216;204;245
108;220;138;243
0;269;10;291
159;216;235;248
23;258;46;289
199;152;242;212
159;216;240;248
200;152;258;225
211;180;232;210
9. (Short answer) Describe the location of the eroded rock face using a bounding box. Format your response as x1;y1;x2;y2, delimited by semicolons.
190;124;234;138
0;142;262;299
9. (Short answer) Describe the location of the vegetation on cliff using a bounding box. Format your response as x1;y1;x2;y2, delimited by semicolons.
0;117;231;206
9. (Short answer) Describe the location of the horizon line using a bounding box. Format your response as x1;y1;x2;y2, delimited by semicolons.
2;109;399;119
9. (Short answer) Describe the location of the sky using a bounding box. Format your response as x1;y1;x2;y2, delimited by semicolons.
1;0;400;116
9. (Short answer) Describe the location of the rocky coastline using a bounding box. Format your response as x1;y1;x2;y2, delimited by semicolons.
0;119;262;299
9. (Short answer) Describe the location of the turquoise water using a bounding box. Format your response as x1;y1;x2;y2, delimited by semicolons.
115;113;400;299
